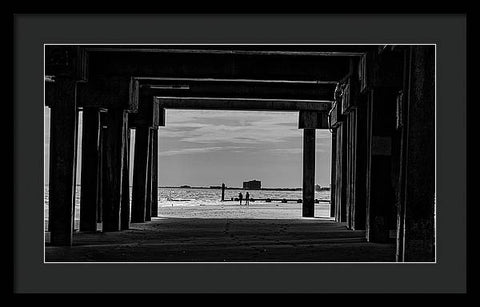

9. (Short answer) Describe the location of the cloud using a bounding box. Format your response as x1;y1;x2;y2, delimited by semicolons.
269;148;302;154
158;146;251;157
162;110;301;145
268;147;329;155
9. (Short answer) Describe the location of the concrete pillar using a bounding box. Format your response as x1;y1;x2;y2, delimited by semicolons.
365;88;397;243
145;129;153;222
353;96;368;230
346;110;358;229
335;122;348;223
48;78;78;246
97;117;107;223
151;128;159;217
131;126;151;223
334;125;341;222
79;107;100;232
330;131;337;218
120;118;131;230
345;114;352;227
302;129;316;217
102;109;126;232
399;46;435;261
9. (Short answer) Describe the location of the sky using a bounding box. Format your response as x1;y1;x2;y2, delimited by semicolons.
44;107;332;188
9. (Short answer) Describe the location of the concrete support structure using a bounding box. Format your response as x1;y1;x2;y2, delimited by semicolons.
45;46;436;261
329;131;337;218
131;126;150;223
151;128;159;217
335;122;348;223
97;116;107;223
102;109;127;232
365;88;397;242
398;46;435;261
47;78;78;246
346;110;356;229
302;129;316;217
79;107;101;232
120;119;131;230
145;129;153;222
298;110;328;218
353;97;368;230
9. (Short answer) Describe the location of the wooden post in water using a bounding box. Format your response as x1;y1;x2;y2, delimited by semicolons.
48;78;78;246
221;183;226;201
131;126;151;223
102;108;126;232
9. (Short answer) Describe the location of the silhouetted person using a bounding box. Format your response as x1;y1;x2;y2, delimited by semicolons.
238;192;243;205
245;192;250;206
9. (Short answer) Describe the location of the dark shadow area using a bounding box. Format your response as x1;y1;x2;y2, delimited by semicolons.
45;217;395;262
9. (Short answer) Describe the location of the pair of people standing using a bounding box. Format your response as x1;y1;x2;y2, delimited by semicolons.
238;192;250;205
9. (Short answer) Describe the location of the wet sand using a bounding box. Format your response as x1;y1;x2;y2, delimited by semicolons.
45;202;395;262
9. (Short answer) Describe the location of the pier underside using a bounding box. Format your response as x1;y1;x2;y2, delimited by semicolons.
46;217;394;262
45;45;435;262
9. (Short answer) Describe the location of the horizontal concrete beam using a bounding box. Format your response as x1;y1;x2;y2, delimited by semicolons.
140;78;336;101
84;47;367;57
76;77;138;112
299;111;329;129
134;77;338;84
86;48;351;81
155;96;332;112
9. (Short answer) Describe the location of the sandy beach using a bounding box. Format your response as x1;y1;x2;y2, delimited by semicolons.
156;201;331;219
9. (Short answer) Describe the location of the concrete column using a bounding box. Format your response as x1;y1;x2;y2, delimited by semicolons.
79;107;100;232
353;96;368;230
346;110;358;229
302;129;316;217
145;129;153;221
334;125;343;222
365;88;397;243
400;46;435;261
48;78;78;246
335;122;348;223
96;117;107;223
345;114;352;227
121;119;131;230
151;128;159;217
102;109;126;232
330;131;337;218
131;126;151;223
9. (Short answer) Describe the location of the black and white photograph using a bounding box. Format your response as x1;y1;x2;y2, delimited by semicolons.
13;14;467;294
43;44;436;263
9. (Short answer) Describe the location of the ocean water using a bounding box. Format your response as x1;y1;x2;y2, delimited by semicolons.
158;187;330;207
44;186;330;230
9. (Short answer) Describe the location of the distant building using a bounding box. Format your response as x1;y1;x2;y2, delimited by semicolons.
243;180;261;190
315;184;330;191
